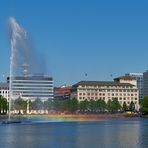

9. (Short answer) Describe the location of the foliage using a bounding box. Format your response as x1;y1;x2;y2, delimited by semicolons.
32;98;43;110
129;101;135;112
122;102;128;112
140;96;148;115
79;100;89;112
107;98;121;113
13;97;27;113
0;95;8;114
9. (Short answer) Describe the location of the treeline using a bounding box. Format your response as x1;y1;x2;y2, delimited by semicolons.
12;97;137;114
1;96;148;115
139;96;148;115
0;95;8;114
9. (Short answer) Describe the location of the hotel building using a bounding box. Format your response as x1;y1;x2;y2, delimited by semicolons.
72;76;139;106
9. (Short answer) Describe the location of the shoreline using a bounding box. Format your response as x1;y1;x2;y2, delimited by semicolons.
22;113;134;121
0;113;145;121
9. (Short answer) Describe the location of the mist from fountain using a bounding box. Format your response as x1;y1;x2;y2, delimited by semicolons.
8;17;48;120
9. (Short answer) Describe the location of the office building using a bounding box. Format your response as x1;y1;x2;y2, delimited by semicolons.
54;86;71;99
7;75;54;101
0;82;9;101
72;76;139;106
125;73;143;99
143;71;148;97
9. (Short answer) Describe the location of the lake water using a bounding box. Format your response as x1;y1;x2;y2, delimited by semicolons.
0;118;148;148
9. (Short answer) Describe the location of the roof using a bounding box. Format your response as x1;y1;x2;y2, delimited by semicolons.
0;82;9;88
114;75;136;81
73;81;135;87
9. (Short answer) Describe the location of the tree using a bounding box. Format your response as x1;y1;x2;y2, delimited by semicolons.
99;99;107;113
129;101;135;112
68;98;79;113
107;99;113;113
32;98;43;111
13;97;27;114
111;98;121;113
140;96;148;115
122;102;128;112
88;100;96;113
107;98;121;113
79;100;89;113
0;95;8;114
44;99;54;111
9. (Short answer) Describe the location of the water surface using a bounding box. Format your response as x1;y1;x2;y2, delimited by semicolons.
0;118;147;148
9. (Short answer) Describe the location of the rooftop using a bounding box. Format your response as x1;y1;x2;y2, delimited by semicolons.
0;82;9;88
73;81;135;87
114;75;136;81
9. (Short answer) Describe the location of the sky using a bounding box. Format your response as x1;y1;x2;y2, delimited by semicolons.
0;0;148;86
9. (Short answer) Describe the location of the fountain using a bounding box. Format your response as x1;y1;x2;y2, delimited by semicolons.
2;17;55;124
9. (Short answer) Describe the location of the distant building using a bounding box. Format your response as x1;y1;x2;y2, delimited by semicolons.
54;86;71;99
0;82;9;101
125;73;143;99
72;76;139;106
143;71;148;97
7;75;54;101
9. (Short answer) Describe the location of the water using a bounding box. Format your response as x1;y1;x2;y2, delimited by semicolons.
0;118;148;148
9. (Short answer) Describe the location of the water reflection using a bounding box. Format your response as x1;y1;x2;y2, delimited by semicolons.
0;118;147;148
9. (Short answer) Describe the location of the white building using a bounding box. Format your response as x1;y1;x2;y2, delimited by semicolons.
0;82;9;101
8;75;54;101
72;76;139;106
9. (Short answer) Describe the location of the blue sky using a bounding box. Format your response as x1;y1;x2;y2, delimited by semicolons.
0;0;148;86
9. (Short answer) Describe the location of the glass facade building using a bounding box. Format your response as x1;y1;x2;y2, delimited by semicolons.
8;75;54;101
125;73;143;99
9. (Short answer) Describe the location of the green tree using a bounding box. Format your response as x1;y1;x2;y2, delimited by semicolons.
68;98;79;113
140;96;148;115
13;97;27;114
32;98;43;111
129;101;135;112
107;99;112;113
122;102;128;112
111;98;121;113
89;100;96;113
79;100;89;113
43;99;53;111
0;95;8;114
99;99;107;113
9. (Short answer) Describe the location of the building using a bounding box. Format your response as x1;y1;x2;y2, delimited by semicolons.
7;75;54;101
0;82;9;101
125;73;143;99
54;86;71;99
72;76;139;106
143;71;148;97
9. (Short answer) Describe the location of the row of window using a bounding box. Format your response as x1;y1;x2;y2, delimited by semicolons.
79;85;133;89
78;89;137;92
79;97;138;101
79;93;137;96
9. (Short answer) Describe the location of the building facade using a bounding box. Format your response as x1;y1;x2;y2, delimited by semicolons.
143;71;148;97
8;75;54;101
125;73;143;99
72;77;139;106
54;86;71;99
0;82;9;101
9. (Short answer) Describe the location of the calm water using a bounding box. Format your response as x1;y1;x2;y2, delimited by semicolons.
0;118;148;148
